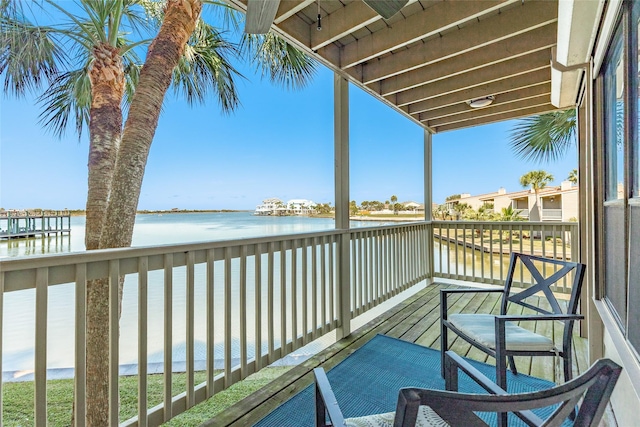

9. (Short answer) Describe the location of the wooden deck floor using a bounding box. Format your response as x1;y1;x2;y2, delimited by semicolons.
209;282;589;426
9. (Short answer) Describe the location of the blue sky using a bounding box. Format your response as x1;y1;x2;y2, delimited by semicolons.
0;20;577;211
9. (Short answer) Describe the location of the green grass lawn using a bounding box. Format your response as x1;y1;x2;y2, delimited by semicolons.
3;367;291;426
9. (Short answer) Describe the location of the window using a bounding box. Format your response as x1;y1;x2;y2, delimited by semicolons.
603;32;625;202
598;1;640;356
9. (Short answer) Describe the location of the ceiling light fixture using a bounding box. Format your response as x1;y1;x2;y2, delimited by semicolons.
467;95;495;108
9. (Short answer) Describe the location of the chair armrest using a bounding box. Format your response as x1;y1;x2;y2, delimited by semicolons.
443;351;543;427
495;314;584;323
313;368;345;427
441;288;504;318
440;288;504;296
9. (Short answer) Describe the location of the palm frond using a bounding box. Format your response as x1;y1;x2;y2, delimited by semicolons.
37;68;91;139
242;32;316;90
172;21;242;112
509;109;576;163
0;17;67;96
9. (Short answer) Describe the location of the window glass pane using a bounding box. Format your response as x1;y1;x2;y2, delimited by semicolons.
604;35;625;201
636;10;640;197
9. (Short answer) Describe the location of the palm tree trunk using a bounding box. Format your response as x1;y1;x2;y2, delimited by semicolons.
100;0;201;249
86;2;201;424
84;44;125;426
86;43;125;250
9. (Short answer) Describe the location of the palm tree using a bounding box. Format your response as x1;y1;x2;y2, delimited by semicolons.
1;1;315;423
509;109;576;162
520;170;554;220
390;194;398;214
568;168;578;184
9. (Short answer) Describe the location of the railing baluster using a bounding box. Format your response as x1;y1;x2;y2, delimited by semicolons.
74;264;87;426
328;238;334;327
370;231;375;301
206;249;215;398
320;237;327;334
109;260;119;427
358;232;367;313
351;235;357;314
311;237;318;338
254;245;262;371
376;230;382;301
240;245;248;378
138;256;149;427
35;267;48;426
489;224;494;281
499;223;504;283
268;242;275;362
291;240;298;348
186;251;195;407
302;239;308;344
163;253;174;420
280;242;287;355
224;247;232;387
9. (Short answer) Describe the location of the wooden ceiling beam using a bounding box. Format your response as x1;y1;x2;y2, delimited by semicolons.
434;104;561;133
310;1;425;50
274;0;315;24
379;24;556;96
407;69;551;115
336;0;513;69
425;94;551;128
394;50;550;107
358;1;557;84
417;84;551;121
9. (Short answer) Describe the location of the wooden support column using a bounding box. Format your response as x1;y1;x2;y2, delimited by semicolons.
424;130;434;283
334;73;351;340
579;62;604;358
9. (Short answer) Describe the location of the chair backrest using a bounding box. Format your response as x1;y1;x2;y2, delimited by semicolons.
500;252;586;317
397;358;621;427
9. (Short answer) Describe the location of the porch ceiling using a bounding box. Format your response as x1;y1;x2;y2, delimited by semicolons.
225;0;563;133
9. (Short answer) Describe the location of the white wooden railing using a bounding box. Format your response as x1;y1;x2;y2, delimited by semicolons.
432;220;578;293
0;222;430;426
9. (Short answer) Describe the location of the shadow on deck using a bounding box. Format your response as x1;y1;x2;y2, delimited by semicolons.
209;282;588;426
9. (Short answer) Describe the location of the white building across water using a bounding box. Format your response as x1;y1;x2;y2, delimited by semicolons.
254;198;317;216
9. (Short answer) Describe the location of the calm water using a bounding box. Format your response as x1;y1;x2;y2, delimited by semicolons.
2;212;395;378
0;212;348;258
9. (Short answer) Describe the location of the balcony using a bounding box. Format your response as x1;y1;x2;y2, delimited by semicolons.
0;221;579;426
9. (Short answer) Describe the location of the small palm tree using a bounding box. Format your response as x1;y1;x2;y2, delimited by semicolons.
390;195;399;215
568;169;578;184
520;170;554;220
509;109;576;163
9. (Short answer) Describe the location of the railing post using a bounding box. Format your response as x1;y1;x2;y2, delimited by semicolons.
424;130;434;283
334;73;351;340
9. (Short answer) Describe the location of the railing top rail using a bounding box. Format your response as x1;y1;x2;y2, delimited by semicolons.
432;220;577;226
0;222;429;271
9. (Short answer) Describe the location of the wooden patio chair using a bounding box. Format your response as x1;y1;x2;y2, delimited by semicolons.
313;351;621;427
440;252;586;392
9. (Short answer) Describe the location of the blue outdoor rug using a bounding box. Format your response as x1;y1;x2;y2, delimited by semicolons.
255;334;562;426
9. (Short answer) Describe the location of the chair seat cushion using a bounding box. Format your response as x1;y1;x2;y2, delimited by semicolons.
344;405;449;427
448;314;556;352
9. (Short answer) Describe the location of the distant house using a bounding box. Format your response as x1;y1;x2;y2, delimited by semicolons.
402;201;425;213
254;198;316;216
447;181;578;221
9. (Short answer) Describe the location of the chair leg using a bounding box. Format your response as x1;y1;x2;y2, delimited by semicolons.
440;324;448;378
495;351;508;427
508;356;518;376
563;354;572;383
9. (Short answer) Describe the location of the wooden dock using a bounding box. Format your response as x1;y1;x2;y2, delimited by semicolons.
210;283;588;426
0;210;71;239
